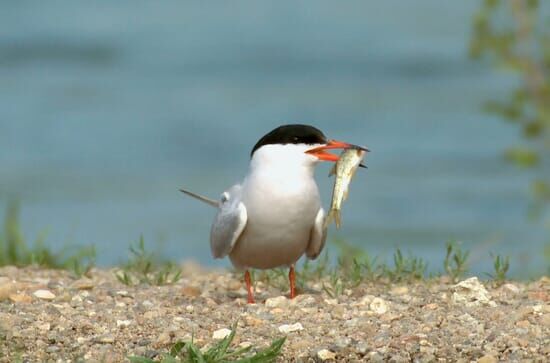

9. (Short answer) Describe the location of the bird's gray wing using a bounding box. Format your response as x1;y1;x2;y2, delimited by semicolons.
305;207;327;259
209;185;247;259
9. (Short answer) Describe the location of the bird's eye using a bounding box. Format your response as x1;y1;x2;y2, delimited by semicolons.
293;136;299;142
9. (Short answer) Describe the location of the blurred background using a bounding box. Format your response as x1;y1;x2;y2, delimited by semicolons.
1;1;549;276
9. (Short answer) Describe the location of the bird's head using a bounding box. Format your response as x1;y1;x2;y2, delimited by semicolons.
251;124;367;168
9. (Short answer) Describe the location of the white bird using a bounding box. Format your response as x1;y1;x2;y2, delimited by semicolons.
180;124;361;303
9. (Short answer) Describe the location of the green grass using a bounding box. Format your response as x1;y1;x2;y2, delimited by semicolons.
115;235;182;286
2;202;544;288
255;243;431;298
443;241;469;282
485;253;510;285
0;202;95;277
129;325;285;363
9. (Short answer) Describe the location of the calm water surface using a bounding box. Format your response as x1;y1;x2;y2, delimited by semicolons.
0;1;545;276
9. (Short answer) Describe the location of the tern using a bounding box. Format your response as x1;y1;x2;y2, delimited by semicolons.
180;124;364;303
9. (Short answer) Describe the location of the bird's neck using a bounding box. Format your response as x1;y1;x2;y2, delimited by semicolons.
248;145;317;182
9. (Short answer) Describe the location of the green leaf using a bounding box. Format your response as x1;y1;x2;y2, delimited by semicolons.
504;147;539;167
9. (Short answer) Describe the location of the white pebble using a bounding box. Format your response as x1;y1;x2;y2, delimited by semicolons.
265;296;288;308
212;328;232;340
33;289;56;300
278;322;304;333
317;349;336;361
502;283;520;294
370;297;389;315
142;300;154;308
116;319;132;328
452;277;496;307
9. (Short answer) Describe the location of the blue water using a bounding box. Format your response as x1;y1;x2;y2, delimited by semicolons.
0;1;546;276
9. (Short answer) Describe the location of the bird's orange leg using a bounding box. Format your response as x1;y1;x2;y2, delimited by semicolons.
244;270;255;304
289;265;296;299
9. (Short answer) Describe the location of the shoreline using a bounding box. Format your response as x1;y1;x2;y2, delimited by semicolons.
0;265;548;362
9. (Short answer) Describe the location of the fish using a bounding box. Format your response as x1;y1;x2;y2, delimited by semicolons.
324;147;367;229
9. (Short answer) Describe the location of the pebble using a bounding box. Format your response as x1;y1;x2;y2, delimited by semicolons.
265;296;288;308
142;300;154;308
156;331;171;345
212;328;232;340
181;286;201;297
70;278;94;290
9;293;32;303
1;266;548;361
317;349;336;361
370;297;389;315
390;286;409;295
33;289;56;300
0;281;15;301
38;323;51;331
502;283;520;294
96;334;115;344
477;354;497;363
451;277;497;307
116;319;132;328
278;322;304;333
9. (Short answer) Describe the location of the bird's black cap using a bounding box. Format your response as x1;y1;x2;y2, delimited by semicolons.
251;124;328;156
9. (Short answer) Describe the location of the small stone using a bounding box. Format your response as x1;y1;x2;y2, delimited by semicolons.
156;331;171;345
451;277;496;307
367;351;384;363
212;328;232;340
96;334;115;344
424;303;438;310
33;289;56;300
358;294;375;306
244;315;264;327
390;286;409;295
317;349;336;361
239;341;253;349
38;323;51;331
0;281;15;301
477;354;497;363
278;322;304;333
181;286;201;297
185;305;194;313
116;319;132;328
502;283;520;294
370;297;389;315
142;300;154;308
293;295;316;306
265;296;288;308
144;310;161;320
9;293;32;303
46;345;60;353
70;278;94;290
528;291;548;301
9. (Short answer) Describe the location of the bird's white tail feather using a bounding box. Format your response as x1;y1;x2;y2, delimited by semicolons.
179;187;218;208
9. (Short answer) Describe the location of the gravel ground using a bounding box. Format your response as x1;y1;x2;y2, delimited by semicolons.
0;264;548;362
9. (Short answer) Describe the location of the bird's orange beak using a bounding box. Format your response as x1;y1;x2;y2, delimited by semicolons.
305;140;368;162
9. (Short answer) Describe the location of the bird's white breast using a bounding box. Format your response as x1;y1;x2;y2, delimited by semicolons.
229;144;322;269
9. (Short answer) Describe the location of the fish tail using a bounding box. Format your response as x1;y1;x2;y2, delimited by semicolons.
324;209;342;229
334;209;342;229
323;211;333;230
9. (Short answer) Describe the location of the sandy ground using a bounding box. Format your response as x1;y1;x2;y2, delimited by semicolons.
0;264;548;362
